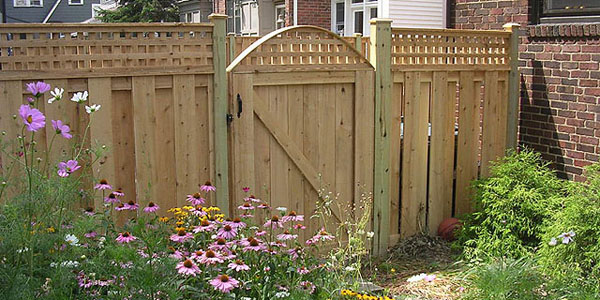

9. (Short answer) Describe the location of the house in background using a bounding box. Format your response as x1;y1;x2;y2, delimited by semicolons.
178;0;447;36
2;0;116;23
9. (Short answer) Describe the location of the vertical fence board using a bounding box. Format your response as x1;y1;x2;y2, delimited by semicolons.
288;84;305;235
153;87;177;208
132;76;157;205
354;70;375;226
253;86;271;205
0;80;24;200
389;81;403;240
427;72;455;235
111;89;136;221
481;71;500;177
303;84;320;235
231;73;255;207
269;85;289;209
335;83;354;218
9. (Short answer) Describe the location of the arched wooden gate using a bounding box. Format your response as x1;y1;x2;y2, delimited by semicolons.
226;26;375;236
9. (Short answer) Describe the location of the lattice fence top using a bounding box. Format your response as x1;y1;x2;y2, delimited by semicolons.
391;28;511;71
227;26;372;72
0;23;214;79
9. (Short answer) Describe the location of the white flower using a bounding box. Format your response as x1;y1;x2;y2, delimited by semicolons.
407;273;427;282
274;291;290;298
85;104;101;114
366;231;375;238
61;260;80;268
71;91;88;103
344;266;357;272
65;234;79;246
16;247;29;253
50;262;57;268
549;237;557;246
48;88;64;104
276;207;287;212
558;231;576;244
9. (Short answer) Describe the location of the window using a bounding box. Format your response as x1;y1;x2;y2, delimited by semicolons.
13;0;42;7
186;12;193;22
68;0;83;5
92;3;101;18
275;4;285;29
370;7;376;19
333;1;344;35
538;0;600;23
353;10;363;34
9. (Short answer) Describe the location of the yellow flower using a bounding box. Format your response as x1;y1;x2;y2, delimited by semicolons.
159;217;170;222
176;221;184;226
182;206;193;211
167;208;181;213
46;226;55;233
175;227;186;232
390;268;396;273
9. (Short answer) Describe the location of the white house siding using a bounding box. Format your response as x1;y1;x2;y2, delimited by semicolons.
387;0;445;29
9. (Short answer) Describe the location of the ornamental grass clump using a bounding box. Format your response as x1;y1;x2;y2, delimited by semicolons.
454;149;566;260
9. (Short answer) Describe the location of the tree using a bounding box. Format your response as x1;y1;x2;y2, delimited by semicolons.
98;0;179;23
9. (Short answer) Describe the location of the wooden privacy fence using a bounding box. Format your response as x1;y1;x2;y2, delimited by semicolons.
0;17;519;255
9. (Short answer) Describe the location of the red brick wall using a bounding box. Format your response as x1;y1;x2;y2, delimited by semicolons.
296;0;330;28
451;0;600;181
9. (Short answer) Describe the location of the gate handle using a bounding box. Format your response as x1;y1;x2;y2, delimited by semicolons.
236;94;243;118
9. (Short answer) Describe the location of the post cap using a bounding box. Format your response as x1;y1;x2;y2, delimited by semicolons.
503;23;521;31
353;33;363;37
369;18;393;25
209;14;228;20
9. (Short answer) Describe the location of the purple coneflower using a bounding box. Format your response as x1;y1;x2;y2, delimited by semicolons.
84;231;97;238
83;207;95;216
227;217;247;229
113;189;125;197
193;219;216;233
297;267;310;274
57;160;81;177
176;259;201;276
143;202;160;213
294;223;307;230
200;181;216;192
217;225;238;240
19;104;45;132
228;259;250;272
190;250;204;260
264;215;283;229
299;281;316;294
256;230;267;236
51;120;72;139
209;238;232;251
306;228;335;245
288;247;303;260
277;230;298;241
26;81;51;97
199;250;224;265
238;202;255;210
123;200;139;211
242;187;250;193
104;192;120;203
170;229;193;243
244;195;262;203
282;211;304;223
116;232;137;244
242;238;267;252
115;203;127;211
186;193;205;206
257;203;270;209
210;274;239;293
94;179;112;190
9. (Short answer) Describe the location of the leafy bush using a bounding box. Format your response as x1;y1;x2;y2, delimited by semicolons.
538;164;600;285
455;149;565;260
461;258;543;300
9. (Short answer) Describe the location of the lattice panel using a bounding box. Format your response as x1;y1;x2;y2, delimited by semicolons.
230;27;371;71
0;23;214;74
391;28;511;70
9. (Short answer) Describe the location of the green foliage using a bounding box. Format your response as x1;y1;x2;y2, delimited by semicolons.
461;258;543;300
455;149;565;260
537;163;600;284
98;0;179;23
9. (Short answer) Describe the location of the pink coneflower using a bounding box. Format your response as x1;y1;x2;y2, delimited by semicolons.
116;232;137;244
288;247;303;260
240;213;254;218
242;187;250;193
143;202;160;213
244;195;262;203
104;192;120;203
190;206;208;217
277;230;298;241
176;259;201;276
115;203;127;211
200;181;216;192
264;215;283;229
199;250;224;265
123;200;139;211
51;120;72;139
243;238;267;252
84;231;97;238
299;281;316;294
190;250;204;260
238;202;255;210
306;228;335;245
57;160;81;177
257;203;270;209
210;274;239;293
83;207;95;216
193;219;216;233
170;229;193;243
113;189;125;197
297;266;310;274
168;247;186;260
217;225;237;239
228;259;250;272
255;230;267;236
94;179;112;190
186;192;205;206
282;211;304;223
26;81;51;97
209;238;233;251
19;104;45;132
228;217;247;229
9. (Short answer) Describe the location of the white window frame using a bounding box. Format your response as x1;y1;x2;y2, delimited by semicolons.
68;0;83;5
275;3;285;29
331;0;345;35
14;0;43;8
332;0;378;36
91;3;101;18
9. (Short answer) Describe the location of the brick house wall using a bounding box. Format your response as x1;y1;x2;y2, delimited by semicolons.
450;0;600;181
296;0;330;28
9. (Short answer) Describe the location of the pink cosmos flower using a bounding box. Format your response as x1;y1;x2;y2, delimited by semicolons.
277;230;298;241
176;259;201;276
116;232;137;244
27;97;34;104
193;219;216;233
123;200;139;211
186;193;205;206
57;160;81;177
238;202;255;210
210;274;239;293
51;120;72;139
199;250;224;265
170;229;193;243
217;225;238;239
200;181;216;192
19;105;45;132
228;260;250;272
282;211;304;223
143;202;160;213
94;179;112;190
264;215;283;229
26;81;51;97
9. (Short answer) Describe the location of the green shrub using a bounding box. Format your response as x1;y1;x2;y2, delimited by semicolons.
455;149;565;260
461;258;543;300
538;163;600;284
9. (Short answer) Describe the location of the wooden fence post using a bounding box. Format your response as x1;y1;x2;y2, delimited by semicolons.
227;33;236;65
503;23;520;150
353;33;362;55
210;14;230;214
370;18;392;256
